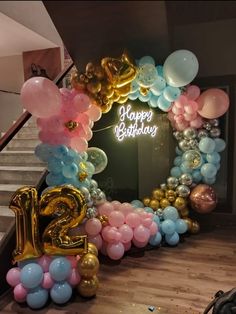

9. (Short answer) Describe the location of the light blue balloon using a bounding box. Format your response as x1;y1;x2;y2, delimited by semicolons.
203;176;216;185
161;219;176;235
156;65;164;77
144;207;154;214
163;86;181;102
50;282;72;304
214;138;226;152
175;146;183;156
86;161;95;175
175;219;188;234
148;95;159;108
206;152;221;164
80;151;88;161
192;170;202;183
139;56;155;66
215;162;221;171
49;257;71;282
35;143;53;162
81;178;91;189
157;95;172;112
20;263;43;289
53;145;69;160
27;287;48;309
130;79;139;92
199;137;216;154
153;215;160;225
180;162;193;174
170;166;182;178
174;156;182;166
62;163;79;178
131;200;144;208
150;76;166;96
165;232;180;246
149;232;162;246
201;163;217;178
163;206;179;222
139;92;151;102
128;91;139;100
48;158;64;174
163;50;199;87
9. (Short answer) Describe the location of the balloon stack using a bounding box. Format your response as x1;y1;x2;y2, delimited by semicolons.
7;49;229;309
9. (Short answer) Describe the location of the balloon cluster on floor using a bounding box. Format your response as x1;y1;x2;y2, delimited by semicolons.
6;49;229;309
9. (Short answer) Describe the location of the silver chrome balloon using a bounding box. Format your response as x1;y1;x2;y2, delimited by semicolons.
209;119;219;127
203;121;212;131
183;127;197;140
160;183;167;190
167;176;179;189
173;131;183;141
179;139;191;152
179;173;193;186
210;127;221;138
197;129;209;139
90;179;98;190
176;184;190;197
86;206;98;219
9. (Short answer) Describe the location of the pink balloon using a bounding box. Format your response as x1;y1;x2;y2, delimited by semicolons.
13;283;28;302
108;211;125;227
111;200;121;210
186;85;200;100
172;106;184;115
88;234;103;250
175;95;188;107
133;225;150;242
150;222;158;235
73;94;91;113
167;111;175;122
42;272;54;289
174;114;184;123
107;227;121;243
119;203;134;217
86;104;102;122
20;77;62;118
107;242;125;260
70;137;88;152
184;112;197;121
132;238;149;248
123;241;132;252
68;268;81;286
119;224;133;243
6;267;21;287
101;226;112;242
190;116;203;128
125;213;141;228
84;126;93;141
142;218;153;228
85;218;102;237
98;202;114;216
184;100;199;114
38;255;52;272
66;256;78;268
197;88;229;119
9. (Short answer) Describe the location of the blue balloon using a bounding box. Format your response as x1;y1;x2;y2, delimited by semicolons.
153;215;160;226
35;143;53;162
174;156;182;166
131;200;144;208
165;232;180;246
175;146;183;156
214;138;226;152
203;176;216;185
157;95;172;112
206;152;221;164
128;91;139;100
144;207;154;214
163;86;181;102
49;257;71;282
27;287;48;309
175;219;188;234
139;92;151;102
150;76;166;96
161;219;176;235
62;163;79;178
149;232;162;246
201;163;217;178
130;79;139;92
215;162;221;171
148;95;159;108
48;158;64;174
46;172;65;186
53;145;69;160
199;137;216;154
170;166;182;178
180;162;193;174
192;170;202;183
20;263;43;289
139;56;155;66
80;151;88;160
156;65;164;77
50;282;72;304
163;206;179;221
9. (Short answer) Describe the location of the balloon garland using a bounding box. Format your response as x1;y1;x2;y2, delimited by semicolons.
6;50;229;309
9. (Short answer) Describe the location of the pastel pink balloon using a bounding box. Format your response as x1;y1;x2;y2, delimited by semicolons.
119;224;134;243
132;238;149;248
190;116;203;128
184;112;197;121
123;241;132;252
176;120;189;131
186;85;201;100
174;114;184;123
107;242;125;260
68;268;81;286
13;283;28;302
66;256;78;268
146;213;154;219
172;106;184;115
20;77;62;118
175;95;188;107
197;88;229;119
101;226;112;242
84;126;93;141
88;234;103;250
167;111;175;121
98;201;114;216
107;227;120;243
70;137;88;152
6;267;21;287
125;213;141;228
134;207;144;214
142;218;153;228
150;222;158;235
72;94;91;113
86;104;102;122
108;211;125;227
111;200;121;210
119;203;134;217
37;255;52;272
184;100;199;114
133;225;150;242
42;272;54;289
85;218;102;237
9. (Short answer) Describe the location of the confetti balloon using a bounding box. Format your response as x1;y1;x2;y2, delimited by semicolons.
87;147;108;174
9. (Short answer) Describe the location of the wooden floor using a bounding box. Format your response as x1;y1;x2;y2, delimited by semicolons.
1;226;236;314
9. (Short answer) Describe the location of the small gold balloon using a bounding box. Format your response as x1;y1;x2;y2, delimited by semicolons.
149;199;159;210
160;198;170;209
180;207;189;218
183;218;193;231
77;276;99;298
165;190;176;203
143;197;151;207
87;243;98;257
174;197;187;210
190;220;200;234
98;215;109;226
152;188;165;201
78;253;99;278
117;95;128;104
87;80;102;94
94;65;105;80
140;86;149;96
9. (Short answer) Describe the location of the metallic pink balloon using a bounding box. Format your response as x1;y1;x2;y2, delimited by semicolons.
190;184;217;214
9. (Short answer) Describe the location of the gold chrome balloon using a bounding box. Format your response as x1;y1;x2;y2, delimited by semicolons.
143;197;151;207
165;190;176;203
180;207;189;218
77;276;99;297
78;253;99;278
87;243;98;257
40;185;88;256
183;218;193;231
160;198;171;209
190;220;200;234
174;197;187;210
152;188;165;201
149;199;160;210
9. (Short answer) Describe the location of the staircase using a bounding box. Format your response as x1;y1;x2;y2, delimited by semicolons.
0;117;45;242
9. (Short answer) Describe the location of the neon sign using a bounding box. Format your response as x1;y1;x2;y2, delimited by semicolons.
114;104;158;142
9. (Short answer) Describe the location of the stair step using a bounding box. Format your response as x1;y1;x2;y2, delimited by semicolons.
5;139;40;149
0;151;44;166
15;133;39;140
0;184;24;206
0;232;5;242
0;166;45;184
18;127;39;135
0;206;14;232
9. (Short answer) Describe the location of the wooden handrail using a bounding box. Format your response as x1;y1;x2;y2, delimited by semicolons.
0;60;74;151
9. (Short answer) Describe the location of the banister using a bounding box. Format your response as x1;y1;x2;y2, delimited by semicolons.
0;60;74;152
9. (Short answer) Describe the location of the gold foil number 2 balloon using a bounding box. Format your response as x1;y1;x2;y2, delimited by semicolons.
9;185;88;262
